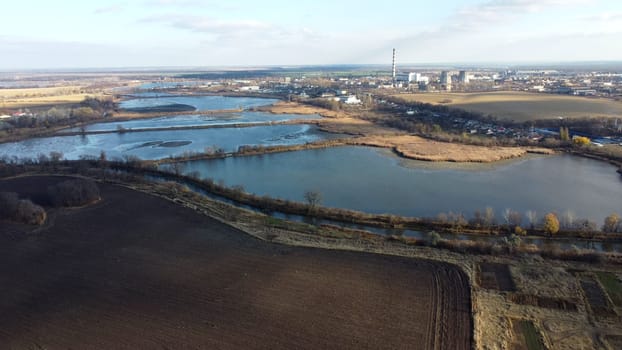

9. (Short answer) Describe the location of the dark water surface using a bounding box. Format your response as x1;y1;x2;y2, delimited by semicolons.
0;124;332;161
180;146;622;225
119;95;277;111
72;111;320;132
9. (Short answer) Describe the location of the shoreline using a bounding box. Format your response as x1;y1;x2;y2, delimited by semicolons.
2;97;617;167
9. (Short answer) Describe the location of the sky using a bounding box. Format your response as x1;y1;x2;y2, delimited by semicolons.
1;0;621;69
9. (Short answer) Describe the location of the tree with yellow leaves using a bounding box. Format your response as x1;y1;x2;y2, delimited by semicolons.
603;213;620;233
573;136;590;146
543;213;560;235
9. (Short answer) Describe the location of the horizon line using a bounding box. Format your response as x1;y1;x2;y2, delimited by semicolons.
2;60;622;74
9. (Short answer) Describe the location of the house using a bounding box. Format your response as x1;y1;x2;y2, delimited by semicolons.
340;95;361;105
238;86;260;92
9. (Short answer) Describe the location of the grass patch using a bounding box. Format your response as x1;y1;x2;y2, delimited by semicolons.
264;216;320;235
520;320;545;350
595;272;622;307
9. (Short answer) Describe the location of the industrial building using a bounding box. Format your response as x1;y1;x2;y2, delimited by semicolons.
459;70;469;84
440;70;452;91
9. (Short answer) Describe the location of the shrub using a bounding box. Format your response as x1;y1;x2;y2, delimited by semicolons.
514;226;527;235
15;199;47;225
572;136;591;146
0;192;46;225
427;231;441;246
504;234;522;249
48;179;100;207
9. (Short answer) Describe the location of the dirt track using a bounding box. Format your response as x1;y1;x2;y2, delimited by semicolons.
0;176;471;350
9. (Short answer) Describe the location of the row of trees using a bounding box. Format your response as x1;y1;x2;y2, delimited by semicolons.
437;207;621;234
1;97;115;132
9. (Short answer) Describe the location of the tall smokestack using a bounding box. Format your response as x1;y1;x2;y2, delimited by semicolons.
392;48;396;87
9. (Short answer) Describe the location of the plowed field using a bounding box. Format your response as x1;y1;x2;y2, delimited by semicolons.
0;176;471;350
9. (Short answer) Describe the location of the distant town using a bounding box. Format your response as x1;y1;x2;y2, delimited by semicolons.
2;61;622;148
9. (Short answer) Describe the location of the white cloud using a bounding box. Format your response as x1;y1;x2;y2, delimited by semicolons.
143;0;239;10
141;13;324;49
145;0;202;6
581;11;622;21
94;5;124;14
360;0;600;63
451;0;594;30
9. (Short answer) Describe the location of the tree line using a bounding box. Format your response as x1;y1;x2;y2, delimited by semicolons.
0;178;100;227
0;97;116;134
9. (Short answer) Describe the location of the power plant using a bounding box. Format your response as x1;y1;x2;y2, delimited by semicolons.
392;48;396;87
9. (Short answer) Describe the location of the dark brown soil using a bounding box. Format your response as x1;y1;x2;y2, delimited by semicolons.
0;176;472;350
478;262;516;292
580;278;616;318
508;293;578;311
606;335;622;349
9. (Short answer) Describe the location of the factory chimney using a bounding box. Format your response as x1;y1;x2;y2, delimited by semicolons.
392;48;396;87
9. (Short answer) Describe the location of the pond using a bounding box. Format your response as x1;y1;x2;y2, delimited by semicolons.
178;146;622;226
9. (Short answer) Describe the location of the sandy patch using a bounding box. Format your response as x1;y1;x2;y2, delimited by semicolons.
351;134;554;162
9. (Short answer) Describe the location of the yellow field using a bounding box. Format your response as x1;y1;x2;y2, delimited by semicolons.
0;94;101;108
393;92;622;121
0;86;87;98
0;86;103;108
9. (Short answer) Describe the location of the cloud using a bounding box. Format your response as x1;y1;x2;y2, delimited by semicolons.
169;16;270;33
0;36;131;69
143;0;239;10
141;13;323;47
451;0;594;30
581;12;622;21
145;0;201;5
94;5;124;14
352;0;599;64
465;31;622;62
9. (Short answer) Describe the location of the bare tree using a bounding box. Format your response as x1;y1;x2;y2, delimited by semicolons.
99;150;108;168
304;190;322;210
472;209;483;227
502;208;512;226
483;207;495;227
37;153;49;164
448;211;467;229
525;210;537;229
169;162;185;176
508;210;522;227
49;151;63;163
437;212;448;224
560;210;575;229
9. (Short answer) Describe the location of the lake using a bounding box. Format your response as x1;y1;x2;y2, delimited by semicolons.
179;146;622;225
119;95;277;111
0;124;334;161
71;111;320;132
